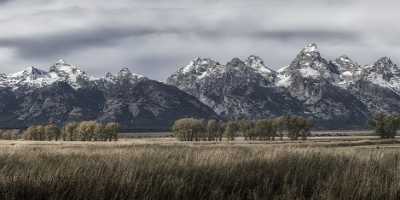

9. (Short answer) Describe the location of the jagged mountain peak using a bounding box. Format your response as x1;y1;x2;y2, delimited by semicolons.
180;57;221;74
360;56;400;88
330;55;362;85
375;56;393;64
372;57;397;70
306;43;318;49
278;43;339;85
246;55;275;73
105;72;114;79
333;55;359;71
337;55;353;63
10;66;48;78
3;66;51;89
291;43;325;69
364;57;399;75
302;43;319;53
102;67;145;85
56;59;66;65
167;57;224;84
171;56;278;83
118;67;132;76
226;57;246;67
292;43;324;67
166;44;400;129
117;67;145;79
50;59;80;73
0;66;217;131
0;60;97;89
245;55;265;68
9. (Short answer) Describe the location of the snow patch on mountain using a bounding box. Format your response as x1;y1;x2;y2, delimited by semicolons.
171;56;277;84
275;43;339;88
0;60;147;90
303;43;318;53
245;55;276;82
299;67;320;78
361;57;400;93
103;68;146;84
0;60;93;89
179;57;224;80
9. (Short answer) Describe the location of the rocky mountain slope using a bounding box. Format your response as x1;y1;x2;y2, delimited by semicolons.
167;57;304;120
0;61;217;130
168;43;400;129
2;43;400;130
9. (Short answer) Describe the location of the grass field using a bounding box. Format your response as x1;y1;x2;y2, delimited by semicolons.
0;136;400;200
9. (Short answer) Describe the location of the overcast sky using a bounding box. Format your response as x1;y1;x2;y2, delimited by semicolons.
0;0;400;81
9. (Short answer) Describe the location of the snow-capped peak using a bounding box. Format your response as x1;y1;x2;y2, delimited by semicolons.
333;55;360;71
50;59;79;73
56;59;66;65
245;55;276;81
276;43;339;87
246;55;274;74
118;67;132;77
297;43;322;62
226;57;246;68
0;60;95;89
117;67;144;79
338;55;352;63
48;60;94;88
9;66;48;79
3;66;51;88
103;67;145;84
331;55;362;86
359;57;400;92
372;57;397;72
302;43;319;53
170;57;224;81
181;57;220;74
364;57;399;79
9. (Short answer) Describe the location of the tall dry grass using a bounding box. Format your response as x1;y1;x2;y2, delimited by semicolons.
0;142;398;199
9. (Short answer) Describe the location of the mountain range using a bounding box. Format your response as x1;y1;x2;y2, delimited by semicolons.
167;44;400;129
0;60;217;130
1;43;399;130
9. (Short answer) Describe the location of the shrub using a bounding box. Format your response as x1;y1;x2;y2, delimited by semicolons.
63;122;79;141
77;121;97;141
224;121;238;141
44;124;61;141
172;118;205;141
286;116;312;140
370;113;400;139
255;119;277;141
104;122;120;141
23;125;45;141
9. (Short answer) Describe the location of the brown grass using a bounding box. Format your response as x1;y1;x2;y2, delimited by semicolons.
0;138;398;199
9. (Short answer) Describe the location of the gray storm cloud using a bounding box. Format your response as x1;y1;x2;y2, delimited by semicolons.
0;0;399;81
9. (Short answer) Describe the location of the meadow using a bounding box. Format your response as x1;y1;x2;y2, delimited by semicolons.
0;137;399;200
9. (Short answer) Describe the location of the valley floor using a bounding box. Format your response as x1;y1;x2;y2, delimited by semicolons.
0;136;400;200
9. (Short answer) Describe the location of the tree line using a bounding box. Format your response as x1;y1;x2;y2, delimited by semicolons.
172;116;313;141
0;129;20;140
23;121;120;141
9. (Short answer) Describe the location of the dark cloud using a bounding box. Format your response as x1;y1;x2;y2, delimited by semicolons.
0;0;399;81
254;30;360;41
0;26;169;58
0;0;11;4
0;25;360;60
